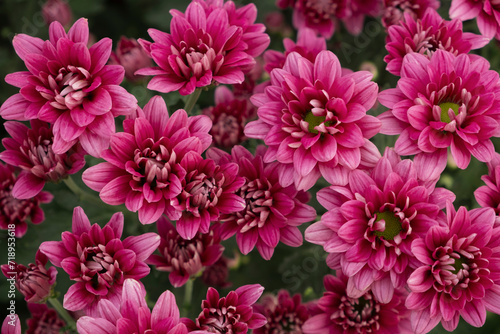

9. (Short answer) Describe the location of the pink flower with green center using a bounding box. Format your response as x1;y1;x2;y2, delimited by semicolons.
384;8;490;76
185;284;267;333
137;0;269;95
245;50;381;191
82;96;213;225
406;203;500;333
77;278;205;334
147;217;224;287
39;207;160;316
0;18;138;157
0;120;85;199
0;162;53;237
305;148;455;303
302;272;411;334
378;50;500;180
450;0;500;39
208;145;317;260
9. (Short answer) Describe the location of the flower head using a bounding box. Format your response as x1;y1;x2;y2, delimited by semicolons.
77;278;191;334
169;153;245;240
202;86;257;149
384;8;490;76
302;273;411;334
110;36;153;81
406;203;500;332
450;0;500;39
186;284;267;333
305;148;455;302
82;95;213;225
276;0;348;39
382;0;439;28
208;145;316;260
475;152;500;216
0;162;53;237
201;255;236;288
137;0;269;95
378;50;500;178
42;0;72;27
253;289;310;334
39;207;160;316
1;251;57;303
0;18;138;157
147;217;224;287
0;120;85;199
26;303;67;334
245;50;380;190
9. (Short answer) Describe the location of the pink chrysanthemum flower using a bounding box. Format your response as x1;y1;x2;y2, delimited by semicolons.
109;36;153;82
201;255;236;288
305;148;455;302
202;86;257;149
406;203;500;333
475;152;500;216
1;251;57;303
77;278;201;334
39;207;160;316
0;120;85;199
82;96;212;225
208;145;316;260
263;27;326;74
26;303;66;334
185;284;267;333
147;217;224;287
382;0;440;28
302;272;411;334
0;162;53;237
168;153;245;240
253;289;310;334
0;18;138;157
137;0;269;95
276;0;348;39
343;0;380;35
384;8;490;76
378;50;500;179
450;0;500;39
245;50;380;191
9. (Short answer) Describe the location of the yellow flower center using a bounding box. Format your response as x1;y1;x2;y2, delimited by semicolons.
439;102;460;123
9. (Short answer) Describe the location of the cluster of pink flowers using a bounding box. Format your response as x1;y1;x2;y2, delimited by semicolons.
3;0;500;333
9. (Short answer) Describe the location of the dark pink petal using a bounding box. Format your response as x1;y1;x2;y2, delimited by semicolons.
77;317;116;334
39;241;71;267
100;175;130;205
83;163;123;191
123;233;160;262
0;94;30;120
63;282;95;311
11;173;44;199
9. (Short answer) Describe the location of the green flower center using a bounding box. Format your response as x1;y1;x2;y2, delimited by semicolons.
439;102;460;123
304;111;326;134
373;211;402;241
452;256;466;274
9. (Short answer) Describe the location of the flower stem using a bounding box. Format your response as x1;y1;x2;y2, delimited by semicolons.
184;88;202;114
182;278;194;317
48;296;76;330
63;175;106;208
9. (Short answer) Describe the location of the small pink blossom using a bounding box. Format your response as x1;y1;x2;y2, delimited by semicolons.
82;96;213;225
77;278;198;334
305;148;455;302
137;0;270;95
450;0;500;39
1;251;57;303
208;145;316;260
202;86;257;149
42;0;72;27
26;303;67;334
276;0;348;39
39;207;160;316
302;272;411;334
2;314;21;334
384;8;490;76
0;120;86;199
253;290;310;334
109;36;153;81
382;0;440;28
406;203;500;333
343;0;381;35
378;50;500;178
147;217;224;287
245;50;380;190
0;18;138;157
475;152;500;217
0;162;53;237
185;284;267;333
201;255;237;288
